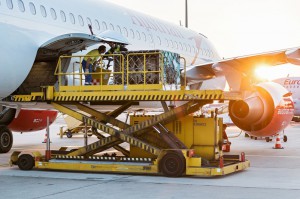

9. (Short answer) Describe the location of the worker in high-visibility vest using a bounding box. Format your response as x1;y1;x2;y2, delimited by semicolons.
106;42;128;55
82;45;106;85
105;42;128;69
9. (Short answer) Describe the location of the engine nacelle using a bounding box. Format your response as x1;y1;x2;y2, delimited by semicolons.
8;109;58;132
229;82;294;137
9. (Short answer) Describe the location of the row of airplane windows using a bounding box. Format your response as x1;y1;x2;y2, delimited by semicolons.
3;0;215;58
285;86;299;88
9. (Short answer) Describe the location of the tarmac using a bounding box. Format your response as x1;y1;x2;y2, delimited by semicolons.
1;116;300;199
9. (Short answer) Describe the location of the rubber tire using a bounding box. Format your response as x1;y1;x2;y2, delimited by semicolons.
88;130;93;137
66;131;73;138
17;154;34;170
0;126;13;153
159;152;186;177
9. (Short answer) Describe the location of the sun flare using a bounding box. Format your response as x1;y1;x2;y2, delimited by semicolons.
255;66;274;81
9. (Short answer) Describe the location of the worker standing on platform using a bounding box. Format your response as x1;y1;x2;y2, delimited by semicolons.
82;45;106;85
106;42;128;54
105;42;127;69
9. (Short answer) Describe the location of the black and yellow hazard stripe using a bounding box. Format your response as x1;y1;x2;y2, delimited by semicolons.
64;115;161;156
51;91;224;102
122;135;160;155
85;136;119;153
51;103;159;157
55;155;153;163
68;136;120;157
123;101;201;135
13;95;37;102
13;90;231;102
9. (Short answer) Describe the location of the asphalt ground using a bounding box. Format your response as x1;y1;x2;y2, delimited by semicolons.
1;117;300;199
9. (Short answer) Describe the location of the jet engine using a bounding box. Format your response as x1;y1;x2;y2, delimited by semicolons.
0;108;57;153
229;82;294;137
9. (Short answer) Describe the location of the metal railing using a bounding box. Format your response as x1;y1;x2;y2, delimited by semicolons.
54;51;185;92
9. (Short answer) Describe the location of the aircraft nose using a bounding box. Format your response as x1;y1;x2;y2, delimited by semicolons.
0;24;38;99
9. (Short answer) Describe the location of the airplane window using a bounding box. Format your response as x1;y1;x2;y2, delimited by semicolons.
157;36;161;45
109;23;114;30
204;49;208;56
69;13;75;24
148;34;153;43
170;40;173;48
165;39;169;47
95;20;100;30
60;11;66;22
136;31;141;40
123;27;128;37
78;15;84;26
18;0;25;12
50;8;57;20
141;32;146;41
130;29;134;39
188;44;191;52
6;0;13;9
40;5;47;17
179;42;183;50
102;22;107;30
174;41;178;49
183;43;187;51
199;48;202;55
87;18;92;26
116;25;122;34
29;2;36;15
192;46;196;53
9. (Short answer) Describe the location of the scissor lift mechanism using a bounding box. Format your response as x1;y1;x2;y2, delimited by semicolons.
10;50;249;177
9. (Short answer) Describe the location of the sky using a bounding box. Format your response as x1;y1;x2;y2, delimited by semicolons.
110;0;300;80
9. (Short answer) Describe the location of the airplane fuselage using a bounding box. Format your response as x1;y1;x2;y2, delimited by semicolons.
0;0;222;99
274;77;300;116
0;0;294;142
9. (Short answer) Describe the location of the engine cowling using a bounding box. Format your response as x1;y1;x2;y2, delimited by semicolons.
229;82;294;137
8;109;58;132
0;107;16;125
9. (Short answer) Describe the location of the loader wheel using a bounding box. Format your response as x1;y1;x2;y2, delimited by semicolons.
160;152;185;177
66;130;73;138
17;154;34;170
0;126;13;153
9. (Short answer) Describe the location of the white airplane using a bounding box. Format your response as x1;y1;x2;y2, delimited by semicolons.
0;0;298;153
273;76;300;121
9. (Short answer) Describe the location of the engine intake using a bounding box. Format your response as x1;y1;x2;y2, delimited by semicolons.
229;82;294;137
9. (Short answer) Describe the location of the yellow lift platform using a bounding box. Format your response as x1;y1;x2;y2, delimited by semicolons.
10;50;249;177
